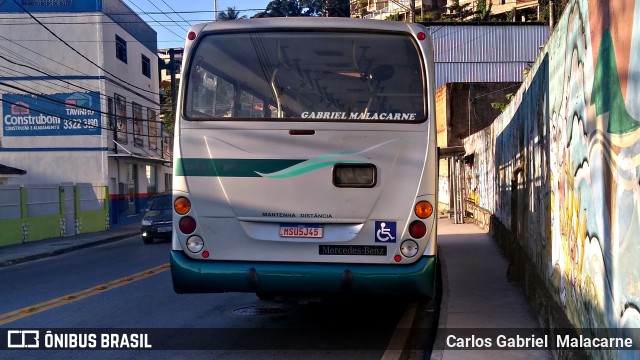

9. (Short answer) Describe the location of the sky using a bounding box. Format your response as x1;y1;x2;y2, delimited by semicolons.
121;0;271;49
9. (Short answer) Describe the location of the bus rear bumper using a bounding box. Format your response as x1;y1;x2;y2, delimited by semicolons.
170;250;436;298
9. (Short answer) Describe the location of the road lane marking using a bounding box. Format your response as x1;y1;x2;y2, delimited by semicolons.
0;263;170;325
381;302;418;360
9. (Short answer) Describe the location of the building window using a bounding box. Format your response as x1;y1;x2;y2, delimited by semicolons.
116;35;127;63
114;94;128;144
141;55;151;78
132;103;143;148
148;108;157;151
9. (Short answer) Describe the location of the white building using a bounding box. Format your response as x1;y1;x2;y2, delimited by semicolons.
0;0;171;226
353;0;539;21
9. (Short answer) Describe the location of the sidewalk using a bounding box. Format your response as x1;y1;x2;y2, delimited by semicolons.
431;217;552;359
0;223;140;268
0;216;553;358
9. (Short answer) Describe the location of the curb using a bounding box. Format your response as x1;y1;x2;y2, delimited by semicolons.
0;232;139;268
429;246;449;360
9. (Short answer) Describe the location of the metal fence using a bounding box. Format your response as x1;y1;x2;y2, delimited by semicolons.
26;184;60;217
0;183;108;247
0;185;20;220
77;183;106;212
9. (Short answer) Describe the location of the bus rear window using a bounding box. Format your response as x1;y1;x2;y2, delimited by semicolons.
184;31;426;122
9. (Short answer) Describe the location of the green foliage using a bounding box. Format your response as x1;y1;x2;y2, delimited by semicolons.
252;0;349;18
419;10;441;22
490;93;515;113
505;9;515;21
218;7;247;20
357;0;369;17
553;0;570;21
385;13;403;21
474;0;492;21
442;0;472;21
325;0;350;17
160;88;174;135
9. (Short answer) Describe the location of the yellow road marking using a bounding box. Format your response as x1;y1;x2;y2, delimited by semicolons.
0;263;170;325
381;302;418;360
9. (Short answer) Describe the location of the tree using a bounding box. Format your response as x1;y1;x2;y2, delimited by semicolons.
356;0;369;17
218;6;247;20
253;0;313;18
386;13;403;21
160;88;174;135
473;0;492;21
324;0;350;17
442;0;472;21
252;0;348;18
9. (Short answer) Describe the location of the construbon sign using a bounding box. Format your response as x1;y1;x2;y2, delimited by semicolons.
2;92;101;136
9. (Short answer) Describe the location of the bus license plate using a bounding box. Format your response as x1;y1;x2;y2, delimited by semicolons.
280;224;323;238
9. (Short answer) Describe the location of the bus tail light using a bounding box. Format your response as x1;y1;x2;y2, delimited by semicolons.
414;201;433;219
179;216;196;234
400;240;419;258
174;197;191;215
408;220;427;238
186;236;204;253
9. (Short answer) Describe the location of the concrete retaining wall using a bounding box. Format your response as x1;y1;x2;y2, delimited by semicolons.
463;1;640;358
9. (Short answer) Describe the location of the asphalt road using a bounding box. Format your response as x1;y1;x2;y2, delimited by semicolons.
0;235;439;360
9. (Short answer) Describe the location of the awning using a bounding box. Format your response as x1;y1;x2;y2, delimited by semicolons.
108;141;172;165
439;146;466;159
0;163;27;176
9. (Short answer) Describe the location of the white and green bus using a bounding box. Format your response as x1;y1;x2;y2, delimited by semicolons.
170;18;438;299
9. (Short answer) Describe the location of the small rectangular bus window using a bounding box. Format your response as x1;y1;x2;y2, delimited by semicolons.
184;31;426;122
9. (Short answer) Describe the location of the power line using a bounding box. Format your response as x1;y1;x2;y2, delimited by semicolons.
126;0;185;40
0;64;87;98
12;0;160;97
0;10;250;18
159;0;194;28
0;80;164;126
0;96;169;140
155;0;192;31
472;83;522;100
0;19;207;26
435;28;497;56
0;52;162;113
0;34;163;112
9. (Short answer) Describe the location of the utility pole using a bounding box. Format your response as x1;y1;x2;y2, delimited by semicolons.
169;48;178;117
549;0;555;29
410;0;415;22
214;0;218;20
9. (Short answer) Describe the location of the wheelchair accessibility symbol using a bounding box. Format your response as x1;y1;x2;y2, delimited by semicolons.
375;221;396;243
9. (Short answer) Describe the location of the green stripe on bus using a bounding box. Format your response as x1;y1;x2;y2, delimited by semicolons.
175;158;306;177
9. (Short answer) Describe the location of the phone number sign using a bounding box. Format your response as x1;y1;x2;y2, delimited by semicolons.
2;92;101;136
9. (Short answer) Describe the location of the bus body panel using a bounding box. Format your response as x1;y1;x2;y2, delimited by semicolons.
171;18;438;297
171;250;437;297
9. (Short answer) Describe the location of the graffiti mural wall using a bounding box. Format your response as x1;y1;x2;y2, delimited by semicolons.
464;0;640;358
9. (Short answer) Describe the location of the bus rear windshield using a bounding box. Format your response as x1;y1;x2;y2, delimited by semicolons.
184;31;426;122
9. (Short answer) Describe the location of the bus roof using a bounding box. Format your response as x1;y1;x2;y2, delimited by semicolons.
188;17;427;36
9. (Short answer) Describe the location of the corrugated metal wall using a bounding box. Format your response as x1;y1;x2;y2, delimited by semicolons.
426;25;550;89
